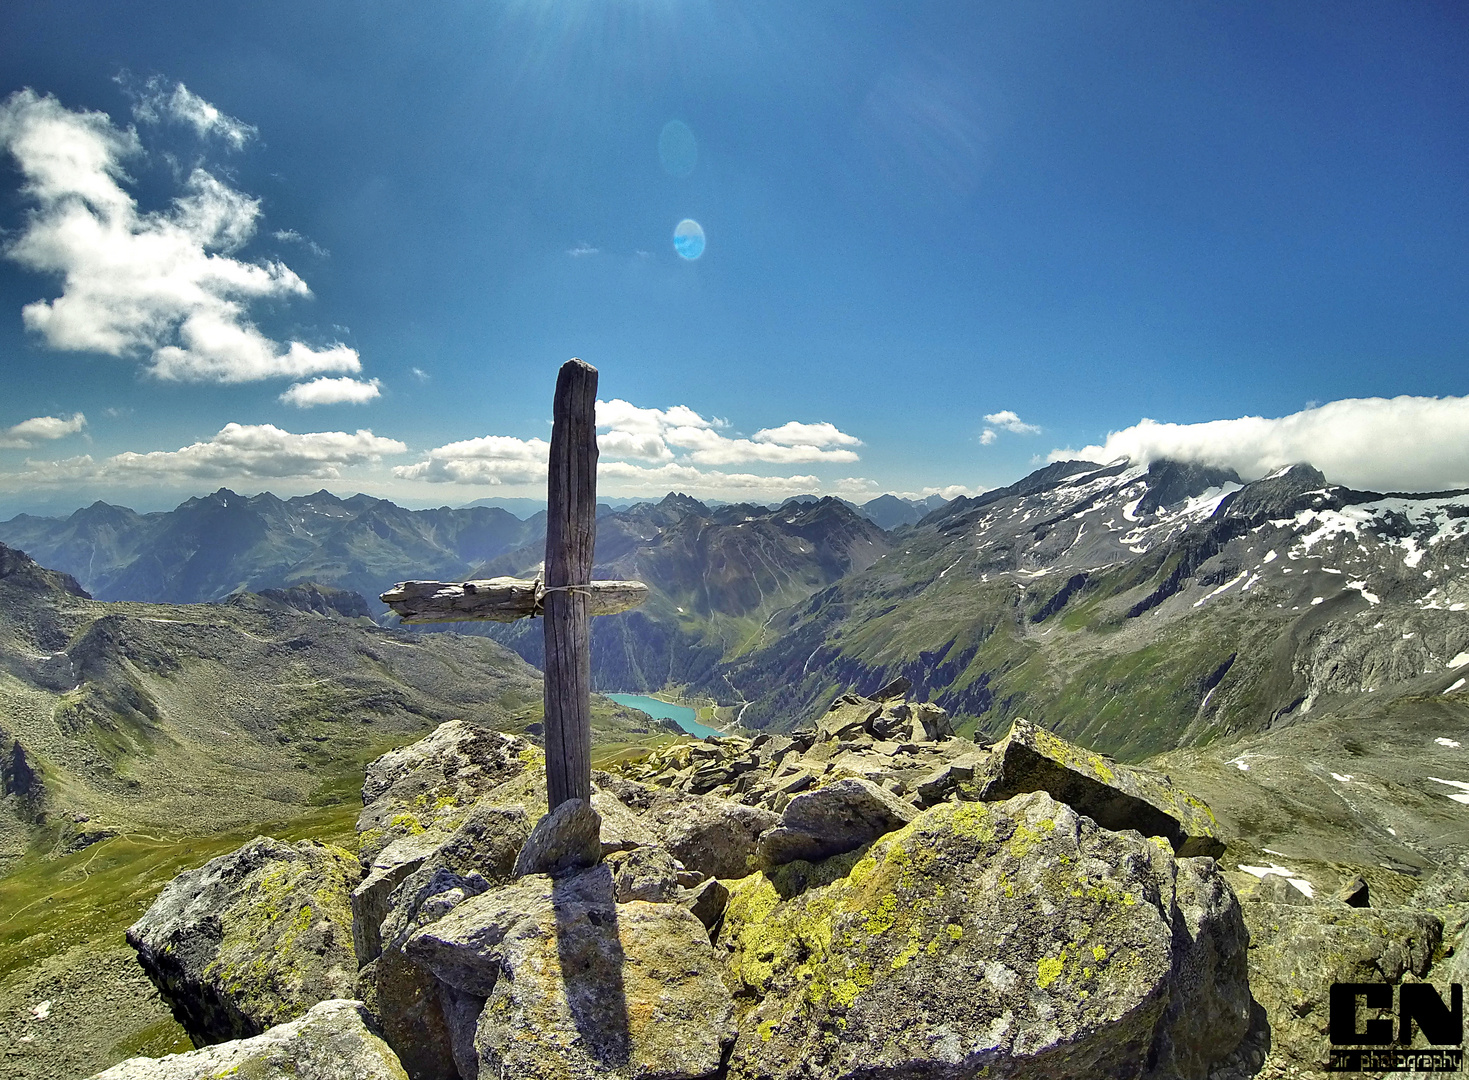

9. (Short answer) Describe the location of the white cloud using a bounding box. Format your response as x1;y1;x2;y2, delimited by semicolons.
390;400;871;495
752;421;863;448
393;435;551;486
568;243;599;257
979;429;997;446
411;367;429;382
593;399;861;466
0;411;86;448
2;423;404;487
1051;395;1469;491
983;410;1041;435
280;376;382;407
0;89;360;384
129;77;257;149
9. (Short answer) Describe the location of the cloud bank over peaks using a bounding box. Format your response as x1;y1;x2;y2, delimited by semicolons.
0;412;86;449
391;400;872;496
594;399;862;465
6;423;405;489
1050;395;1469;492
0;88;361;385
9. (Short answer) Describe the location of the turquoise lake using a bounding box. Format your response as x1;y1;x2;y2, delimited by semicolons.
605;694;722;739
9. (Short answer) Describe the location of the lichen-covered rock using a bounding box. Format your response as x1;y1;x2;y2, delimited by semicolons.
1242;900;1442;1073
816;695;881;742
356;800;532;964
755;777;916;868
646;792;779;880
1147;857;1253;1080
513;798;602;878
976;719;1226;859
606;844;685;903
353;833;442;964
357;721;543;868
371;866;494;1080
720;790;1250;1080
127;836;359;1045
403;864;736;1080
590;787;657;854
87;999;407;1079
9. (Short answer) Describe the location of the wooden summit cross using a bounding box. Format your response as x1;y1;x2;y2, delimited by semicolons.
381;359;647;811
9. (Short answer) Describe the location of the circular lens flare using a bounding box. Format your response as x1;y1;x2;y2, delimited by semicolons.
658;121;697;177
673;219;705;260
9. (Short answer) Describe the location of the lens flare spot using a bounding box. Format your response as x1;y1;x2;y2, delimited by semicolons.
659;120;697;177
673;219;705;260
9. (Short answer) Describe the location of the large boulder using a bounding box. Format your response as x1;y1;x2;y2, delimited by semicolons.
976;720;1226;858
369;866;495;1080
403;863;737;1080
1242;900;1442;1072
357;722;543;868
512;798;602;878
127;837;359;1045
354;801;532;963
646;791;780;880
87;999;406;1079
755;777;917;867
720;790;1250;1080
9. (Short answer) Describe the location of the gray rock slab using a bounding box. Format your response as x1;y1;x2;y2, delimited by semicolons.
87;999;406;1080
976;719;1226;858
406;864;735;1080
513;798;602;878
756;777;917;867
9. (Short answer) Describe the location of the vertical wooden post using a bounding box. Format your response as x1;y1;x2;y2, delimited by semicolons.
543;358;598;810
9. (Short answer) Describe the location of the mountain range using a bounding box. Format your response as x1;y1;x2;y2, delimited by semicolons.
0;489;941;615
5;464;1468;772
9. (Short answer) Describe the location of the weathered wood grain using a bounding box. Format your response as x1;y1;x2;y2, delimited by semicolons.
542;358;599;811
379;577;648;623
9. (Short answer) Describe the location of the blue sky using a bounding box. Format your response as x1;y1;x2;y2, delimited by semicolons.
1;1;1467;516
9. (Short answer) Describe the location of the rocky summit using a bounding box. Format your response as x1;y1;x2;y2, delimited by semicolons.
97;683;1467;1080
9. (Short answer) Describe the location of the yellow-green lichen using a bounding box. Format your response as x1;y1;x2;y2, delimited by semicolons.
1036;952;1066;989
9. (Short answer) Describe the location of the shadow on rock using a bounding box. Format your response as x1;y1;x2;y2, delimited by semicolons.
552;864;631;1069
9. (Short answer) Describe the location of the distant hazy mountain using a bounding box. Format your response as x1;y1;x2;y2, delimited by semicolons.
0;488;541;613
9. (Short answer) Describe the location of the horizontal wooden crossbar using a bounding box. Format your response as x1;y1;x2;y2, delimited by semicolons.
380;576;649;624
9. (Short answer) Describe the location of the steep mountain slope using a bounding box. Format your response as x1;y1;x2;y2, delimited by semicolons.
472;494;894;693
705;460;1469;762
0;543;658;875
0;490;539;612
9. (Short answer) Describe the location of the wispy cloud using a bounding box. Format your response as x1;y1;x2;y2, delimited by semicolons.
5;423;405;487
273;228;329;258
0;88;360;384
126;76;258;149
280;376;382;407
1049;395;1469;491
567;243;599;257
0;411;86;449
410;367;429;382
